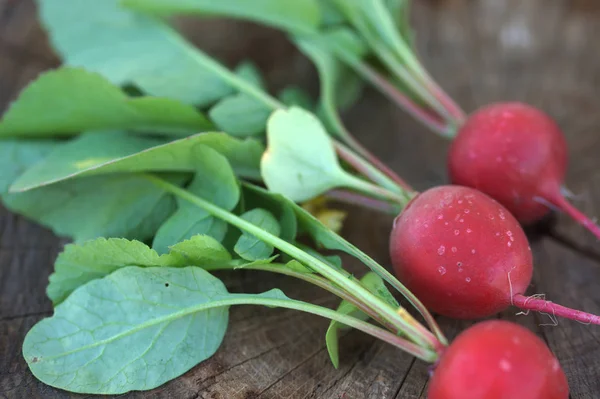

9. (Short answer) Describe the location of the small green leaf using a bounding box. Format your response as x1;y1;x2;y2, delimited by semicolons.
11;131;263;192
278;86;314;110
209;94;271;137
159;235;232;267
4;174;180;243
47;235;234;304
242;183;297;242
47;238;162;305
153;146;240;253
37;0;233;105
122;0;321;35
234;209;281;261
326;272;398;368
234;61;266;89
0;139;60;192
24;266;287;394
0;68;212;138
282;259;314;274
261;107;350;202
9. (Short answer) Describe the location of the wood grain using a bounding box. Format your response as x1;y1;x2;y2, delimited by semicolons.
1;0;600;398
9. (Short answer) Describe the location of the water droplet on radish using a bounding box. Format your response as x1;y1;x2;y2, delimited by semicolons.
444;222;449;226
438;246;446;255
454;230;460;235
465;277;471;282
507;242;512;247
457;262;463;267
437;214;444;220
424;223;429;228
471;249;476;254
451;247;457;253
495;232;501;236
489;214;495;220
466;228;473;233
460;218;464;223
499;211;506;220
464;209;470;214
458;200;463;204
499;359;511;372
438;266;447;275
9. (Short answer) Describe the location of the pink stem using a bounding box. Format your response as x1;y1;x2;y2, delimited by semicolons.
549;193;600;241
354;63;451;137
342;134;415;192
326;189;399;214
513;294;600;325
418;70;466;125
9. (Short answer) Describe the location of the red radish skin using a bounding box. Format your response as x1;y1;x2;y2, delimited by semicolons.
448;102;600;240
428;320;569;399
389;185;600;323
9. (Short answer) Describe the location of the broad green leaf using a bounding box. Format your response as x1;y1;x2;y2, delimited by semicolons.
24;266;287;394
0;68;212;138
153;145;240;253
326;272;399;368
47;238;162;305
261;107;351;202
234;209;280;261
208;94;271;137
4;174;180;243
278;86;314;110
160;235;232;267
208;62;271;137
48;235;234;304
11;131;263;191
0;139;60;192
242;183;297;242
37;0;233;105
123;0;321;35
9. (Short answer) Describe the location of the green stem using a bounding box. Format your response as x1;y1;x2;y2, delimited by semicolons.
145;174;435;349
342;173;413;208
204;262;397;332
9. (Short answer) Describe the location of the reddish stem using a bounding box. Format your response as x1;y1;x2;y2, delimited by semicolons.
342;134;415;192
326;189;399;214
513;294;600;325
353;62;451;137
549;193;600;241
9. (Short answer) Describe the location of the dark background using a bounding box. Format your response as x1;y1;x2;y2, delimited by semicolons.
2;0;600;397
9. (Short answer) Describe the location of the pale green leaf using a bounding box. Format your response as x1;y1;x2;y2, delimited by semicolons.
278;86;314;110
4;174;180;243
37;0;233;105
242;183;297;242
234;208;280;261
209;94;271;137
234;61;266;89
122;0;321;35
47;238;162;305
159;235;232;267
153;145;240;253
24;266;287;394
0;139;60;192
0;68;212;138
261;107;349;202
11;131;263;192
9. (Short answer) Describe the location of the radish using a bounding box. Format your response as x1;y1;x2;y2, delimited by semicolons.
448;102;600;240
428;320;569;399
389;184;600;323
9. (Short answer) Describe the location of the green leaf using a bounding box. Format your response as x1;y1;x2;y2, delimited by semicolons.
385;0;413;43
326;272;398;368
0;68;212;138
234;61;266;89
159;235;232;267
234;209;280;261
37;0;233;106
122;0;321;35
278;86;314;110
0;139;60;192
47;235;234;304
261;107;351;202
153;146;240;254
47;238;162;305
4;173;180;243
11;131;263;192
242;183;297;242
24;266;287;394
209;95;271;137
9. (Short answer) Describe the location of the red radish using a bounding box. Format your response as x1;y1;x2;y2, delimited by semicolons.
428;320;569;399
448;102;600;240
389;185;600;323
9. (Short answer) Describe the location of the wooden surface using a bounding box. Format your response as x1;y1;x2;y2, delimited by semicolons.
2;0;600;397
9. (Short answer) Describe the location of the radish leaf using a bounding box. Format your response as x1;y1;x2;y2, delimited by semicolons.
234;209;281;261
0;68;212;138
